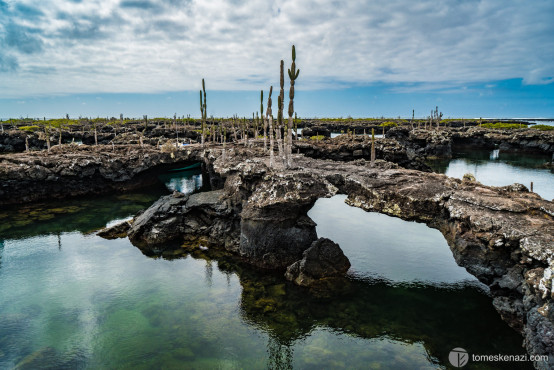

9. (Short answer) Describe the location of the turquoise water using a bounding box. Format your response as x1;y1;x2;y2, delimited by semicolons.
0;189;531;368
429;149;554;201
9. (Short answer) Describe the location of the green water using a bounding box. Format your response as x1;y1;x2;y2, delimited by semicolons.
428;149;554;200
0;190;532;368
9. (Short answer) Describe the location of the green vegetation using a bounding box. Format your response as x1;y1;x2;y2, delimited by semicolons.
530;124;554;131
310;135;325;141
380;121;398;127
19;125;40;132
200;78;207;145
481;122;526;130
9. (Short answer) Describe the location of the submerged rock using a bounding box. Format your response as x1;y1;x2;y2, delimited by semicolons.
285;238;351;286
97;220;131;239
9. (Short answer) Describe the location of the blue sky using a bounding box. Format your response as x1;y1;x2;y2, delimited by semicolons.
1;0;553;119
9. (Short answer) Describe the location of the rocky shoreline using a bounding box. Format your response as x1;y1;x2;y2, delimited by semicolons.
2;136;554;367
0;144;204;205
387;126;554;159
94;143;554;367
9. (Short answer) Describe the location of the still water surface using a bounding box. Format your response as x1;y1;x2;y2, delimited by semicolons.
0;178;530;368
429;149;553;201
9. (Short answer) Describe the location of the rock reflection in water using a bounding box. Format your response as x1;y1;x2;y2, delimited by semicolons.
0;185;168;240
428;149;554;200
0;187;533;369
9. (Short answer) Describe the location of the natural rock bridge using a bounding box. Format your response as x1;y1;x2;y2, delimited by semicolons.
126;145;554;367
1;142;553;366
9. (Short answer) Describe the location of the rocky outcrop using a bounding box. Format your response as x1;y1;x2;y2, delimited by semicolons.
0;144;205;205
0;130;46;152
216;152;554;366
294;135;431;171
388;126;554;159
4;137;554;366
126;189;238;255
285;238;351;286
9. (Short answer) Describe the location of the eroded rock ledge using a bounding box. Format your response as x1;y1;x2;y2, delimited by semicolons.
0;144;205;205
388;126;554;159
114;147;553;367
2;139;553;365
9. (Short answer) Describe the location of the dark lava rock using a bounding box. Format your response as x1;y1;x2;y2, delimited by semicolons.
126;189;237;255
240;216;318;270
127;192;189;248
285;238;351;286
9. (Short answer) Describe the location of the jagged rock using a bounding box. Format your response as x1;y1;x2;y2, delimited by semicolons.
387;126;554;158
294;135;431;171
0;144;207;205
127;189;237;254
240;216;318;269
127;193;189;248
2;136;554;364
285;238;351;286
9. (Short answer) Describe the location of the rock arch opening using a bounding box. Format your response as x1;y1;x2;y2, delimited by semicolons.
307;194;482;288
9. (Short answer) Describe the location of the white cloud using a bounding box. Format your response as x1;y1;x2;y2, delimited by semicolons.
0;0;553;98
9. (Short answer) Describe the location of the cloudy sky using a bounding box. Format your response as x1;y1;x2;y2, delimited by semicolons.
1;0;553;118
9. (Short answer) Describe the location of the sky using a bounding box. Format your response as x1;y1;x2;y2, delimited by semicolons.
0;0;553;119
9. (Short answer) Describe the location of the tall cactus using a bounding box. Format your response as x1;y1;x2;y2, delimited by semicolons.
267;86;274;168
200;79;207;146
286;45;300;168
277;60;285;163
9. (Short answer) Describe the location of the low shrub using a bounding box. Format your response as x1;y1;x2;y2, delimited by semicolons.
481;122;524;130
530;124;554;131
19;125;40;132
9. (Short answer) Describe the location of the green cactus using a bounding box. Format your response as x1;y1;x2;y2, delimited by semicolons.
286;45;300;168
200;79;207;146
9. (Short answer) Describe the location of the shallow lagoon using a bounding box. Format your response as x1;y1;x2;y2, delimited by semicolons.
0;181;531;368
429;149;553;201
